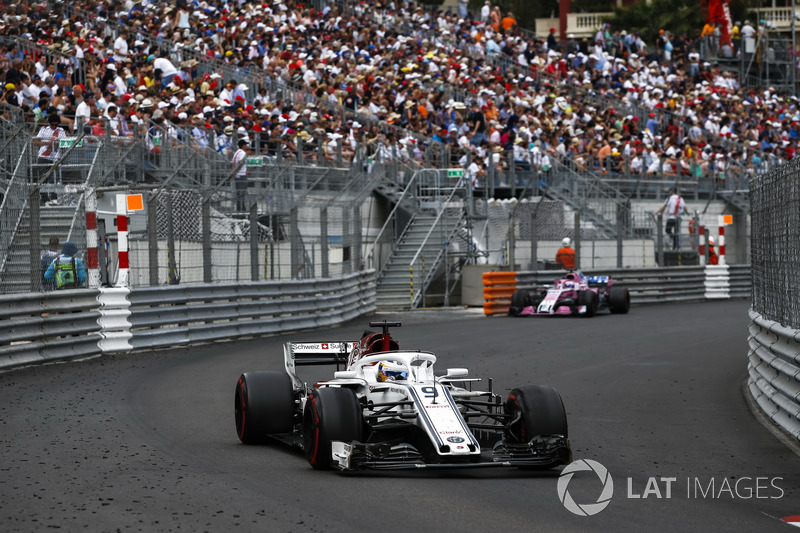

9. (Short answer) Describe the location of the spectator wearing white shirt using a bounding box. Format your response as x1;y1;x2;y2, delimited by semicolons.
74;92;94;132
113;30;130;63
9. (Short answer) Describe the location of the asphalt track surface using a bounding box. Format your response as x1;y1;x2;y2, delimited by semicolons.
1;300;799;532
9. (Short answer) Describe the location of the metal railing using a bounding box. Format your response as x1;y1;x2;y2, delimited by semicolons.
409;175;468;307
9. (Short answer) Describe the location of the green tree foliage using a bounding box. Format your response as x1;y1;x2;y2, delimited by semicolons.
602;0;752;45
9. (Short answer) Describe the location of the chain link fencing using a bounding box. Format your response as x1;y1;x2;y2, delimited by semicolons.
478;198;662;270
750;157;800;328
0;114;383;293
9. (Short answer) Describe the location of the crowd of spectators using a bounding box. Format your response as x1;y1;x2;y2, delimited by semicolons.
0;0;796;188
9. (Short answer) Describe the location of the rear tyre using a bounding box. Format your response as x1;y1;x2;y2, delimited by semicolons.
303;387;364;470
608;285;631;314
235;371;295;444
505;385;569;443
577;290;598;317
508;289;527;316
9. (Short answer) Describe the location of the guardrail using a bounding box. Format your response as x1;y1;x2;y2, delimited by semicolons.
0;289;103;370
0;272;376;370
747;309;800;441
483;266;751;315
126;271;376;350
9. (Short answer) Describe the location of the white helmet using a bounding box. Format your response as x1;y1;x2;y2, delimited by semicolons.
708;236;716;245
561;237;571;247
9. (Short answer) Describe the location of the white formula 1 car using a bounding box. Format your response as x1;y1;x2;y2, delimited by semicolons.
235;321;572;471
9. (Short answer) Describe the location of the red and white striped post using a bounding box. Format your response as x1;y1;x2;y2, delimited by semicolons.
116;194;129;287
717;215;727;265
85;187;100;287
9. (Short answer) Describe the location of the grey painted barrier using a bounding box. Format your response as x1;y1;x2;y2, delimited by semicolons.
747;309;800;441
0;290;103;370
125;270;377;350
0;271;377;370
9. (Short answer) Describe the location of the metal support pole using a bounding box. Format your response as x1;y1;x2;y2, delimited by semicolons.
148;193;159;285
508;214;516;269
320;208;329;278
444;241;449;307
530;209;538;270
202;194;212;284
249;202;259;281
342;209;351;275
166;193;178;285
573;210;581;270
290;207;299;279
656;213;664;267
353;205;362;271
29;187;41;292
616;202;625;269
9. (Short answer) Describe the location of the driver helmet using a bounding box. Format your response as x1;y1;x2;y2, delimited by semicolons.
561;237;571;247
377;360;408;382
708;236;716;245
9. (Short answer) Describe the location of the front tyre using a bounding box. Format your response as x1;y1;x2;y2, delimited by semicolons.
235;371;294;444
577;290;598;317
508;289;526;316
506;385;568;443
303;387;364;470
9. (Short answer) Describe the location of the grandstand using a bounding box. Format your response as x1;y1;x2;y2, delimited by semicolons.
0;0;769;306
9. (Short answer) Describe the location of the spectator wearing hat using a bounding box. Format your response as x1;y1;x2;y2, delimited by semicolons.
43;241;87;290
3;82;19;107
218;125;234;155
547;28;559;52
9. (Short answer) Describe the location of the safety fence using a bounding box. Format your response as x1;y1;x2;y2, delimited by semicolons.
748;156;800;443
482;265;751;315
0;271;376;371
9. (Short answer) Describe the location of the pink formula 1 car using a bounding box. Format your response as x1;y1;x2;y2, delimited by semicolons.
508;271;630;317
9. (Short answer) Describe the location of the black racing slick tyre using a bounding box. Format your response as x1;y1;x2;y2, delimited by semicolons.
303;387;364;470
235;372;294;444
577;290;598;317
506;385;568;443
508;289;527;316
608;285;631;314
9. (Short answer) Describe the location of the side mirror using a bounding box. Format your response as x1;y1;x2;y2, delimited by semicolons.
334;371;358;379
445;368;468;379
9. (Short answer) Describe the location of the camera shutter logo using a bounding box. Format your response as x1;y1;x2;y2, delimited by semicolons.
557;459;614;516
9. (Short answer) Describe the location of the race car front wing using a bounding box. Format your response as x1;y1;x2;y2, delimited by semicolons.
330;436;571;471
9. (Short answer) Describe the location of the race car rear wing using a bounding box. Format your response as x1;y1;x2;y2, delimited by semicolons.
585;275;610;287
284;341;357;389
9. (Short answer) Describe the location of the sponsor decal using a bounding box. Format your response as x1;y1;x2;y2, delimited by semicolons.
446;436;465;443
424;405;450;409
